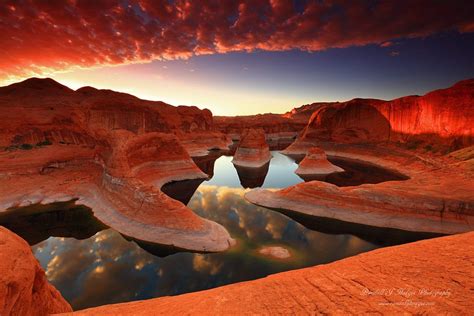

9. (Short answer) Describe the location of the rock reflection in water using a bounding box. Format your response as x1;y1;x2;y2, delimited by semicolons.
288;154;410;187
161;179;205;204
16;150;430;311
233;162;270;188
29;184;383;310
0;200;107;245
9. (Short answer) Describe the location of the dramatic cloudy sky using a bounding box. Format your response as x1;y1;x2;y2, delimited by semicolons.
1;0;474;115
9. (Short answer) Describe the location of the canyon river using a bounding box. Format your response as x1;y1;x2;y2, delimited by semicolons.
0;152;436;310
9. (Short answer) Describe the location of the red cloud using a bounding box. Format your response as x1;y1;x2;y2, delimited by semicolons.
0;0;473;82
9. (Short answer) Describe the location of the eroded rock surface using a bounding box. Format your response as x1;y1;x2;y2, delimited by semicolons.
0;78;234;252
295;147;344;177
0;226;72;315
250;144;474;234
65;232;474;315
284;79;474;155
232;128;272;167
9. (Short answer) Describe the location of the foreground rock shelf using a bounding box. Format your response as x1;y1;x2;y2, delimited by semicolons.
64;232;474;315
0;227;72;315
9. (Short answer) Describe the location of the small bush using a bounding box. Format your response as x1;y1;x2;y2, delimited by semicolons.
36;139;53;146
20;143;33;150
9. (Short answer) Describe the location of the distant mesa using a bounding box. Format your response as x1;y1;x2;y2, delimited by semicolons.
232;128;272;168
295;147;344;179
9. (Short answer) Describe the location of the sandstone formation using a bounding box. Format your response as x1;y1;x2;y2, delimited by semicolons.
0;78;234;252
0;226;72;315
232;128;272;167
295;147;344;178
283;79;474;155
248;143;474;234
65;232;474;315
254;79;474;235
214;114;303;143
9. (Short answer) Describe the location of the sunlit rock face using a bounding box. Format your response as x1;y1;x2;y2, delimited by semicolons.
0;227;72;315
259;80;474;235
285;79;474;154
232;128;272;167
295;147;344;177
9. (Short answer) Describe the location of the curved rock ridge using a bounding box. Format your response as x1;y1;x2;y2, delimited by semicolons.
295;147;344;177
248;144;474;235
0;78;235;252
284;79;474;155
0;226;72;315
232;128;272;167
0;134;234;252
64;232;474;315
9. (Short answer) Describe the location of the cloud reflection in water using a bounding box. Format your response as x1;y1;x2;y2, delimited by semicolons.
32;183;378;310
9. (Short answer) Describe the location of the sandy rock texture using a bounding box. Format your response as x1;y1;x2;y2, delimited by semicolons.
250;143;474;234
284;79;474;155
63;232;474;315
0;226;72;316
232;128;272;167
0;78;234;252
295;147;344;177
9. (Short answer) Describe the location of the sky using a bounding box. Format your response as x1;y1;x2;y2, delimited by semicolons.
1;0;474;116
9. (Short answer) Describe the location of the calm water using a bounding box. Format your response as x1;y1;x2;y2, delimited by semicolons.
0;151;433;310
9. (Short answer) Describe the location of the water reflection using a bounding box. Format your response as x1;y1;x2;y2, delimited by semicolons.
30;185;380;310
0;200;107;245
5;150;428;310
202;152;303;189
234;163;270;188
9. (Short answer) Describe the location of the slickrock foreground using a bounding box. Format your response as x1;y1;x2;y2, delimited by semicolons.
295;147;344;177
0;227;72;315
232;128;272;167
63;232;474;315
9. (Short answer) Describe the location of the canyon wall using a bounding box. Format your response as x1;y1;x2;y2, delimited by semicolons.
287;79;474;153
0;78;229;154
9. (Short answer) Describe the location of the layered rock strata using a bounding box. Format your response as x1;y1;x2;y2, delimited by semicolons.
232;128;272;167
0;78;234;252
0;226;72;315
66;231;474;315
284;79;474;155
295;147;344;177
249;144;474;234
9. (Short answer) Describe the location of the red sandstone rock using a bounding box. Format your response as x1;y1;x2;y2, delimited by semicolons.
65;232;474;315
0;226;72;315
0;78;234;252
232;128;272;167
284;79;474;155
248;144;474;234
295;147;344;177
0;77;229;156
